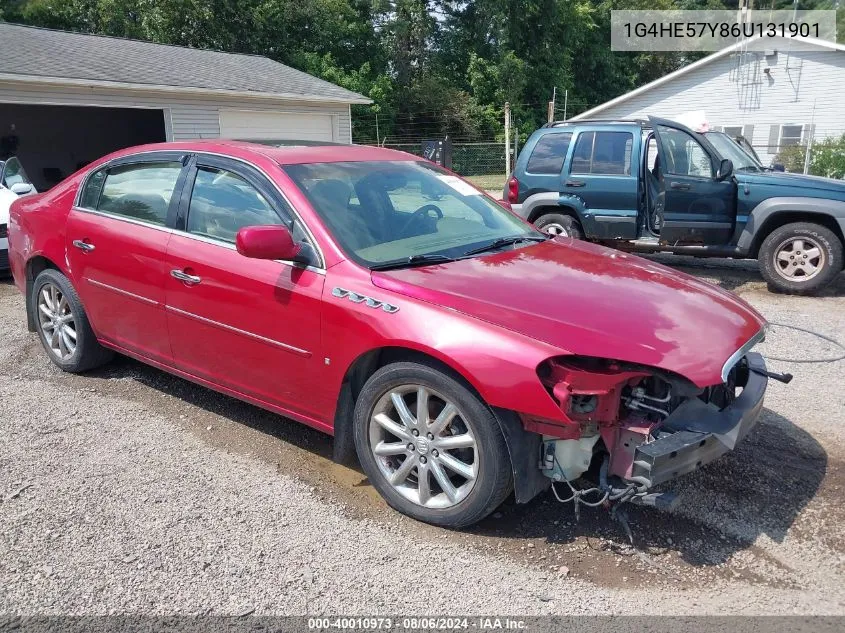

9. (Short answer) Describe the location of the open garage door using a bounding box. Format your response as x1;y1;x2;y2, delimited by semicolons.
0;104;166;191
219;110;335;143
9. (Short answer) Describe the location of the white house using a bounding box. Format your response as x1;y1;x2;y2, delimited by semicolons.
571;36;845;167
0;23;370;190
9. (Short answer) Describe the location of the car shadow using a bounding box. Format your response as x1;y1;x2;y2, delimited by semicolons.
467;408;828;567
643;253;845;296
81;357;827;569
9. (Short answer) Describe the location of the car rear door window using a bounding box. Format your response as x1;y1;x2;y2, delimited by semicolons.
571;131;633;175
186;166;283;244
97;162;183;226
526;133;572;174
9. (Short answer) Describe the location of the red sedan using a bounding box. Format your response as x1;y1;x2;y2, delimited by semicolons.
8;141;769;527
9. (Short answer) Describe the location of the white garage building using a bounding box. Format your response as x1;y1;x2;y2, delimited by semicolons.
571;36;845;168
0;23;370;190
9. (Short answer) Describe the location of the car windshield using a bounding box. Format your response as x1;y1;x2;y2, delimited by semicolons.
284;160;539;267
703;132;763;172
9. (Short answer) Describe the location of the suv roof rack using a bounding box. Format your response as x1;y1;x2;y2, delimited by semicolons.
543;119;650;128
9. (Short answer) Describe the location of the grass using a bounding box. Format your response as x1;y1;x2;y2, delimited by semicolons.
465;174;506;193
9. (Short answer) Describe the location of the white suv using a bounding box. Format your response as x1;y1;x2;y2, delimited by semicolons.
1;157;37;274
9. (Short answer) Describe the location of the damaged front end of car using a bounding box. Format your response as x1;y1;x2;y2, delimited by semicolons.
529;336;770;516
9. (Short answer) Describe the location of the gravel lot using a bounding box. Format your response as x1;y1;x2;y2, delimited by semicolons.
1;260;844;616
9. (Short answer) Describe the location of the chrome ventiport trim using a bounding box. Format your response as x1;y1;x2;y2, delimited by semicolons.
721;326;767;383
332;287;399;313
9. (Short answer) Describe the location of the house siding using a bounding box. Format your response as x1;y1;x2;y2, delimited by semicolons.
0;81;353;143
576;45;845;165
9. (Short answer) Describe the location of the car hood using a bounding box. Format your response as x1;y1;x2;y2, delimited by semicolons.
741;170;845;196
371;239;766;387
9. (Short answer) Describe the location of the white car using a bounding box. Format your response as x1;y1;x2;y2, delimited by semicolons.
0;157;37;274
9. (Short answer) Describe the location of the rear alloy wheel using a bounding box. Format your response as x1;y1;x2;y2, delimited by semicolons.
32;269;113;372
759;222;843;294
535;213;583;239
353;362;512;527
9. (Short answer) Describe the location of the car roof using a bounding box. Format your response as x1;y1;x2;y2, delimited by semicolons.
100;140;419;166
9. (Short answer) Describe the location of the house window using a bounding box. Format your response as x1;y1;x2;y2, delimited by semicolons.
779;125;804;147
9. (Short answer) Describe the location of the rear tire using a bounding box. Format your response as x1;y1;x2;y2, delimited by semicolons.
535;212;584;239
758;222;843;294
32;269;113;372
353;361;512;528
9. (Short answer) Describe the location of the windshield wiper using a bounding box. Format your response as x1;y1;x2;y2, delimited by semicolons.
462;235;547;257
369;254;456;271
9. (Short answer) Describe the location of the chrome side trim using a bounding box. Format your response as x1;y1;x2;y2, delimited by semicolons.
332;287;399;313
721;326;767;383
85;277;159;306
72;207;174;235
165;305;311;358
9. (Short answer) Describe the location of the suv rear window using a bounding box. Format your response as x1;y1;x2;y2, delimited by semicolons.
526;133;572;174
571;131;633;176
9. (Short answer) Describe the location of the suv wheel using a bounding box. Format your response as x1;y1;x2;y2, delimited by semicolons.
32;269;113;372
535;213;583;239
759;222;843;294
353;361;512;528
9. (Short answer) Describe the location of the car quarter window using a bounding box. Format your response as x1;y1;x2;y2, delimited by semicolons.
571;131;633;176
79;169;107;209
96;162;183;225
186;166;283;244
526;133;572;174
657;125;713;178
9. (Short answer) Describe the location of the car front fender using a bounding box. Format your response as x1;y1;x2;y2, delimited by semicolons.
738;197;845;254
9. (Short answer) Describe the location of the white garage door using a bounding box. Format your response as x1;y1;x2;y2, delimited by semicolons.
219;110;335;142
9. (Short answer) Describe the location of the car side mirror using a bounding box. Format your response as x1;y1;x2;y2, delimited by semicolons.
236;225;302;261
716;158;733;181
772;163;786;172
10;182;33;195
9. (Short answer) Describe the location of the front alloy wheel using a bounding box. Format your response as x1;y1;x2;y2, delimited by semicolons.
369;385;478;509
353;361;512;527
758;222;843;294
772;236;824;282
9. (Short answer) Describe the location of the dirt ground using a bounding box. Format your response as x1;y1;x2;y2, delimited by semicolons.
1;258;843;615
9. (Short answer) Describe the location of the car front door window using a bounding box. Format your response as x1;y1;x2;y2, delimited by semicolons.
657;126;713;178
186;166;284;243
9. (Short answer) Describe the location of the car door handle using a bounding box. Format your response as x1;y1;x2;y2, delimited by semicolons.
565;180;586;187
72;239;95;252
669;182;691;190
171;269;202;285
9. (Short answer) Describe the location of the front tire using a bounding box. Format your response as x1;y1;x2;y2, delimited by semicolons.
535;212;584;239
758;222;843;294
32;269;113;372
353;361;512;528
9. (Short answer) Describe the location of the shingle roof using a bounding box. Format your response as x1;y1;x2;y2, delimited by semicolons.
0;22;370;104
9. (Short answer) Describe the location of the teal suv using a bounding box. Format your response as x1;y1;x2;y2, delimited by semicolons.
506;116;845;294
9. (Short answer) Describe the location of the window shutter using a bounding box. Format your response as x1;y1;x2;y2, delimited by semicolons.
802;124;816;146
711;125;723;132
743;125;754;143
768;125;780;153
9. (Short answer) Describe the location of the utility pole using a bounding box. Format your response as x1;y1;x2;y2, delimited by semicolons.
548;86;556;124
803;99;816;175
504;102;512;175
375;113;380;146
562;90;568;121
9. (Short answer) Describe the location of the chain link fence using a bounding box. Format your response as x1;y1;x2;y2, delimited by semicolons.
383;142;510;192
